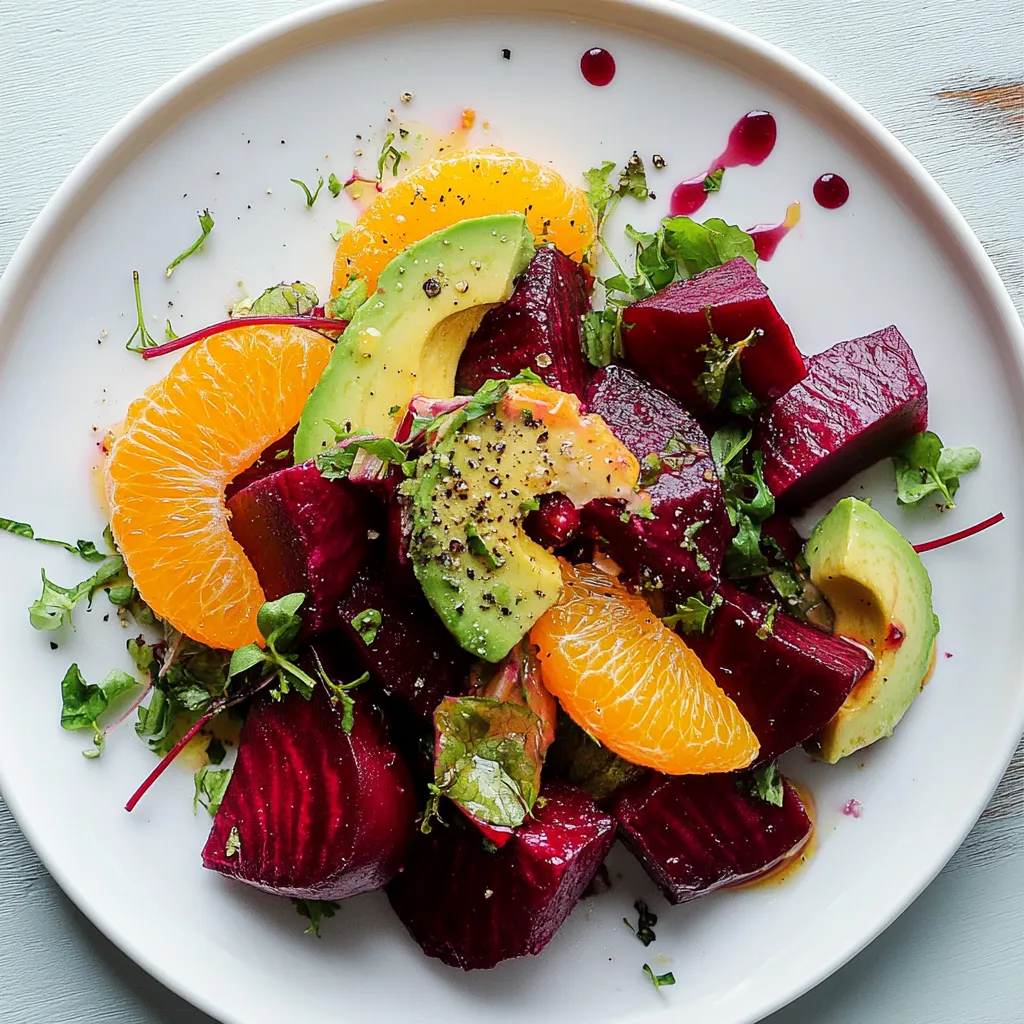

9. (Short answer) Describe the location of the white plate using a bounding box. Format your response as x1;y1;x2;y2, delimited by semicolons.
1;2;1022;1022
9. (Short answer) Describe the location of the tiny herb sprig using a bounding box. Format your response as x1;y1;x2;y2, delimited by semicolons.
743;760;785;807
662;593;722;634
892;431;981;509
642;964;676;989
320;665;370;734
193;765;232;816
165;209;214;277
60;663;140;758
377;130;410;179
291;175;324;207
125;271;158;352
1;517;108;562
29;556;125;631
292;898;341;938
624;899;658;946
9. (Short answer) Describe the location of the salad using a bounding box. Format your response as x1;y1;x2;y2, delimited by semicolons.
3;103;1002;981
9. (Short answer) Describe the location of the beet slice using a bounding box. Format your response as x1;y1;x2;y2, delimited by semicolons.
225;427;296;500
611;771;811;904
687;583;872;762
336;564;475;723
756;325;928;510
227;461;371;635
582;365;730;599
203;686;415;900
455;245;590;399
622;257;806;412
387;781;615;969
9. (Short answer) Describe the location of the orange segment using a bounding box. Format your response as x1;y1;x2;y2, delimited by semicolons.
332;148;595;296
105;326;334;650
531;562;759;774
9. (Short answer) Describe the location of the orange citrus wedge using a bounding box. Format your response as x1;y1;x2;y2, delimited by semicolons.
332;148;595;297
531;562;759;774
105;325;334;649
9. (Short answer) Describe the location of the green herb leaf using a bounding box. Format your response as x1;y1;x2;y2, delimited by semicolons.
291;898;341;938
225;826;241;858
228;643;267;678
643;964;676;989
60;664;140;756
376;131;409;179
193;765;232;817
291;175;324;207
660;215;757;279
756;602;778;640
327;173;343;198
165;209;214;277
624;899;658;946
465;522;504;570
703;168;724;193
584;160;618;223
350;608;382;645
745;760;784;807
694;323;758;410
892;431;981;509
330;219;352;242
29;557;125;631
125;271;158;352
245;281;319;317
617;152;649;202
662;593;723;634
433;697;544;828
329;273;368;319
582;308;623;368
0;518;108;562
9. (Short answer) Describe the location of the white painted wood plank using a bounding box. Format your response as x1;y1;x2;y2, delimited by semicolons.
1;0;1022;1022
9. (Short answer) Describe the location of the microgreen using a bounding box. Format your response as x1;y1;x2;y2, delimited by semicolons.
703;168;724;193
193;765;232;817
661;593;722;634
350;608;382;645
327;173;343;197
290;175;324;207
320;666;370;734
164;319;178;341
315;430;407;481
125;271;158;352
60;664;140;758
238;281;319;317
893;431;981;509
377;131;409;179
29;557;125;631
744;760;784;807
642;964;676;989
0;518;108;562
165;209;214;277
330;219;352;243
624;899;658;946
756;602;778;640
292;898;341;938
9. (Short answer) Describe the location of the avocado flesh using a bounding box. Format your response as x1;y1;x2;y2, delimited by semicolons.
410;390;639;663
803;497;938;763
294;214;535;462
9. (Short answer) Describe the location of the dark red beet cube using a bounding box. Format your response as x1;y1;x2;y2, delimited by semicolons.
225;427;296;500
611;771;811;904
524;493;581;551
582;365;730;600
622;257;806;412
387;781;615;969
456;245;590;399
337;564;475;723
227;461;371;636
687;583;872;762
756;325;928;510
203;686;415;900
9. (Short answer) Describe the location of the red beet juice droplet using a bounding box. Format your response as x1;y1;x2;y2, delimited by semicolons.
813;173;850;209
748;202;801;262
719;110;777;169
581;47;615;86
669;177;710;217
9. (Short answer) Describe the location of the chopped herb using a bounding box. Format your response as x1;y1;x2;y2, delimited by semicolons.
165;209;214;277
643;964;676;989
662;593;722;634
164;319;178;342
756;602;778;639
193;765;232;816
582;307;623;368
292;898;340;938
624;899;658;946
584;160;618;225
0;518;108;562
315;430;407;481
290;175;324;207
330;219;352;242
125;271;158;352
329;273;368;319
327;172;343;197
465;522;504;570
892;431;981;509
350;608;382;645
639;453;663;488
694;319;759;410
617;152;650;202
319;667;370;734
519;496;542;514
29;557;125;631
60;664;140;758
231;280;319;318
377;131;409;178
744;760;784;807
703;168;724;192
225;825;241;858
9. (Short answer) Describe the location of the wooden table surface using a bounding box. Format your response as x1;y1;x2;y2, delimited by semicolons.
1;1;1021;1021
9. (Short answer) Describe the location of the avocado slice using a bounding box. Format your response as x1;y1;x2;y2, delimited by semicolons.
410;381;641;663
803;497;938;762
294;214;535;462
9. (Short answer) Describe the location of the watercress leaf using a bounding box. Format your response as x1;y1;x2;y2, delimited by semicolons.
662;593;723;634
315;446;358;481
106;584;134;606
745;760;785;806
617;152;649;202
350;608;382;645
703;168;724;193
0;518;33;540
277;659;318;701
136;687;174;746
1;518;108;562
327;173;342;198
102;669;139;704
249;281;319;317
661;216;757;279
193;765;232;817
292;898;340;938
257;593;306;647
584;160;617;222
756;602;779;640
165;209;215;277
329;274;368;319
893;431;981;508
128;636;158;675
29;571;76;631
711;425;752;476
229;643;267;678
724;513;768;578
60;664;109;732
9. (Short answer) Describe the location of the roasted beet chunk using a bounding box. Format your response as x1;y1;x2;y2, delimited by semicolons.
757;325;928;510
203;686;415;900
687;583;873;762
387;781;615;969
455;245;590;398
611;771;812;904
337;564;475;723
225;426;296;500
622;257;806;412
582;365;729;599
227;461;371;635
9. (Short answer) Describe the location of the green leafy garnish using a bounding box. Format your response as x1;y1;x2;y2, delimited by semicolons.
659;216;757;279
290;175;324;207
624;899;658;946
643;964;676;989
433;697;544;829
703;168;724;193
582;307;623;368
165;209;214;277
125;271;158;352
377;131;409;179
584;160;618;225
350;608;382;645
292;898;340;938
756;602;778;640
328;273;368;319
327;173;343;198
60;664;140;758
584;154;649;232
107;585;158;626
662;593;723;634
330;219;352;243
744;760;784;807
29;557;125;631
193;766;232;816
320;667;370;734
892;431;981;509
617;152;650;202
244;281;319;317
694;320;759;411
465;522;505;569
225;826;241;858
315;429;408;481
165;319;179;341
0;518;108;562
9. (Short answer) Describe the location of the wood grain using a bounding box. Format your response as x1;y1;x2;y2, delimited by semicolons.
1;1;1022;1022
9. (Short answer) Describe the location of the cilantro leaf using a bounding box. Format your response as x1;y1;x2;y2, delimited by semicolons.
315;429;407;481
327;172;342;197
290;175;324;208
165;209;214;277
193;765;232;817
624;899;658;946
328;273;368;319
643;964;676;989
744;760;784;807
29;557;125;631
662;593;722;634
292;898;340;938
350;608;382;645
0;518;108;562
60;664;140;757
694;322;758;410
125;271;158;352
892;431;981;509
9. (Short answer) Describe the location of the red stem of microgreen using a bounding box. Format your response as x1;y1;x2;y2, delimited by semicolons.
140;317;347;361
913;512;1005;553
105;682;153;735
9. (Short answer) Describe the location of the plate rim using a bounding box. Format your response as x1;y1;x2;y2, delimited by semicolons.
1;2;1022;1023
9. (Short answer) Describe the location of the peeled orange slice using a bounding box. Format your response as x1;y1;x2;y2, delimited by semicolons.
105;325;334;649
332;148;595;296
531;562;759;774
